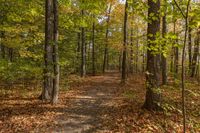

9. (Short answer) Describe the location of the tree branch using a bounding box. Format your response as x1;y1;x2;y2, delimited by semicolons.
173;0;186;18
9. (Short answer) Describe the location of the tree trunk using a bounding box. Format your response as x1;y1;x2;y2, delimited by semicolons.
103;4;112;73
1;45;5;59
121;0;128;83
92;17;96;76
119;53;122;72
76;31;81;73
42;0;53;100
170;46;174;73
0;31;6;59
135;30;139;73
174;1;191;132
9;48;13;62
51;0;59;104
81;9;86;77
191;29;200;77
173;19;179;77
130;27;134;74
161;2;167;85
174;42;179;75
143;0;161;111
188;25;192;71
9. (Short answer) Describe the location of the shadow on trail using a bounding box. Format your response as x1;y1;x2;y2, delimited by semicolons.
54;72;121;133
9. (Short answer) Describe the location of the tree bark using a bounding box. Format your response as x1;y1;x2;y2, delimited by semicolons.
43;0;53;100
51;0;59;104
143;0;161;111
121;0;128;83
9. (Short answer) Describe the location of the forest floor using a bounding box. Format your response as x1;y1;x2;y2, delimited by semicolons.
0;72;200;132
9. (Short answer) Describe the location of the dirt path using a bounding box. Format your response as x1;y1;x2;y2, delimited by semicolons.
54;72;122;133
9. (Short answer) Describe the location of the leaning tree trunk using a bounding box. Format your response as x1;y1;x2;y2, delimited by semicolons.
121;0;128;83
143;0;161;111
51;0;59;104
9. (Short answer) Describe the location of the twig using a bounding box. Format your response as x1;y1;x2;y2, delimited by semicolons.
173;0;186;18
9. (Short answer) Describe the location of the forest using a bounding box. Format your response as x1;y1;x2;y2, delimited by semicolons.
0;0;200;132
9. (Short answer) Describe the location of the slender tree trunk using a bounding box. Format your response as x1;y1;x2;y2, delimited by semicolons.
191;29;200;77
142;47;146;73
1;45;5;59
92;17;96;76
103;4;112;73
121;0;128;83
161;2;167;85
81;9;86;77
174;46;179;75
174;0;191;132
188;25;192;71
130;27;134;74
9;48;13;62
173;20;179;76
81;7;86;77
0;31;5;59
42;0;52;100
51;0;59;104
143;0;161;111
119;52;122;72
76;31;81;73
170;46;174;72
135;30;139;73
181;3;190;132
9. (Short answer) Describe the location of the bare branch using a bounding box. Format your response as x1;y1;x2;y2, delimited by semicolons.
173;0;186;18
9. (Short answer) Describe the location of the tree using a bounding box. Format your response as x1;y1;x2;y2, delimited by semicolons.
121;0;128;83
52;0;59;104
92;15;96;76
43;0;53;100
81;9;86;77
191;28;200;77
143;0;161;110
103;3;112;73
161;0;167;85
173;0;191;132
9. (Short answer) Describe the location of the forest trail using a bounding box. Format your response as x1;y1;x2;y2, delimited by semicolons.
55;72;122;132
